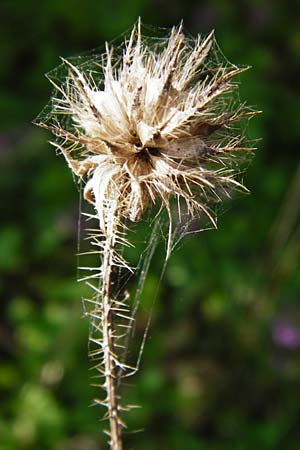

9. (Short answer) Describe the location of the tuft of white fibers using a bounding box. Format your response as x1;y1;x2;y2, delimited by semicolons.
35;19;257;450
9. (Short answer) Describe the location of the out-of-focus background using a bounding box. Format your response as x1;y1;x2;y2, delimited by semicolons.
1;1;300;449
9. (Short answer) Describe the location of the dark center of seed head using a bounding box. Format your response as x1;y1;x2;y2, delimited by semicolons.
137;147;160;161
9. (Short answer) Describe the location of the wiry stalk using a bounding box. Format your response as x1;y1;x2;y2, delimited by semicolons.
85;199;127;449
101;221;123;450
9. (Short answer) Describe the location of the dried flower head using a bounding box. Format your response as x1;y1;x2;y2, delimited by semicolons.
36;20;254;255
35;20;256;449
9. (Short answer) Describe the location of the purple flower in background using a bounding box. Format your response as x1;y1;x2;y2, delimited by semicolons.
272;317;300;349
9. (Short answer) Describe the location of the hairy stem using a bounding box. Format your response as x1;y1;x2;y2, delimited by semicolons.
101;212;123;450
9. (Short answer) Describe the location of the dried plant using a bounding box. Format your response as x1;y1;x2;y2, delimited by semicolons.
35;19;255;450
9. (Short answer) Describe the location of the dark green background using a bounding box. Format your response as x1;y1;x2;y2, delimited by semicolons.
1;1;300;449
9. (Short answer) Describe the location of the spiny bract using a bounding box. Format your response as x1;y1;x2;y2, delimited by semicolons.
36;20;253;253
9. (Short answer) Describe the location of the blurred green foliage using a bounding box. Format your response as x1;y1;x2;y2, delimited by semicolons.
1;0;300;449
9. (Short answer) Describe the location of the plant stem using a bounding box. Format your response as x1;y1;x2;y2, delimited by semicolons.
101;212;123;450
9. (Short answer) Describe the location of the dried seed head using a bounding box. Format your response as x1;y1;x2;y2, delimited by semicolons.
35;21;258;443
36;19;255;254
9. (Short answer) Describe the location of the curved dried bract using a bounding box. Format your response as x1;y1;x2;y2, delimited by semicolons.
35;19;255;450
